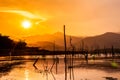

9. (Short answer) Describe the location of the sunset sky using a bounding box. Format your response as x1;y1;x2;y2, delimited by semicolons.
0;0;120;39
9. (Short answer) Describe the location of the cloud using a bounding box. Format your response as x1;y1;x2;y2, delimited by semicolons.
0;8;46;21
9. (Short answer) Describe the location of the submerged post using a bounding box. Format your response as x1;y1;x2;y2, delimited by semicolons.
54;41;58;74
64;25;67;80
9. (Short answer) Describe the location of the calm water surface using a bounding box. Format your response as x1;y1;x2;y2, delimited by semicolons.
0;57;120;80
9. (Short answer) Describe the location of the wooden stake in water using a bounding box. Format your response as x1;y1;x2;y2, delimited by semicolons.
64;25;67;80
53;41;58;74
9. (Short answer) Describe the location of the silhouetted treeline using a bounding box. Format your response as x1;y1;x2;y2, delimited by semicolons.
0;34;14;49
0;34;120;57
0;34;27;49
15;40;27;49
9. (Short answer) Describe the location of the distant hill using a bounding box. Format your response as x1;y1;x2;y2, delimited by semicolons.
24;32;120;50
80;32;120;49
28;41;64;51
24;32;82;50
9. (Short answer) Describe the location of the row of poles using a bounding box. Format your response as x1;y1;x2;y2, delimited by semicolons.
33;25;74;80
64;25;74;80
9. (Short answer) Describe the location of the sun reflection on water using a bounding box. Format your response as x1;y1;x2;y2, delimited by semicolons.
25;69;29;80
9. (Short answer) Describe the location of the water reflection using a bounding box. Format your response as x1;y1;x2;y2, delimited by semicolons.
25;69;29;80
33;58;56;80
0;57;120;80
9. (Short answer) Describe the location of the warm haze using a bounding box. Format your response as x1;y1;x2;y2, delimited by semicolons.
0;1;120;80
0;0;120;39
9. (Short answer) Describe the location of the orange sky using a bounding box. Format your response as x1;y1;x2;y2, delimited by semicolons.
0;0;120;39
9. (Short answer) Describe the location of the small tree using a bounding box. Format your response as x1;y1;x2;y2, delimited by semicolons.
15;40;27;49
0;34;14;49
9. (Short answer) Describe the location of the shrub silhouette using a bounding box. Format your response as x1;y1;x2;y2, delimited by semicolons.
0;34;14;49
15;40;27;49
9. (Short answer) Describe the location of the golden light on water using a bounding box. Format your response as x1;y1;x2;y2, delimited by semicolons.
24;56;30;59
22;20;32;29
25;69;29;80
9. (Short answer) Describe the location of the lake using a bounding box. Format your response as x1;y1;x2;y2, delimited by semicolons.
0;56;120;80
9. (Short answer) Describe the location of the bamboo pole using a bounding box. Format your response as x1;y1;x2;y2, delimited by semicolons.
64;25;67;80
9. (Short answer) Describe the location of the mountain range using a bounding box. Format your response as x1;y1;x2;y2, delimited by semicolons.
23;32;120;51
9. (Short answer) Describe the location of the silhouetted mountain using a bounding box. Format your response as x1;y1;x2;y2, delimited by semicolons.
28;41;64;51
24;32;82;50
80;32;120;49
24;32;120;50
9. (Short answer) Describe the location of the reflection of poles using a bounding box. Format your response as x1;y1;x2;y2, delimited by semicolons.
64;25;67;80
33;57;39;69
33;56;56;80
53;41;58;74
71;53;74;80
50;58;56;80
70;36;74;80
45;63;48;80
56;56;59;74
69;53;72;80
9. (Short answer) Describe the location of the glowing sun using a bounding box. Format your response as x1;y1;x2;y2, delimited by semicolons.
22;20;32;29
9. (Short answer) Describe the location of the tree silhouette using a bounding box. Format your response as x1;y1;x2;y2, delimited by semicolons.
0;34;27;50
0;34;14;49
15;40;27;49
